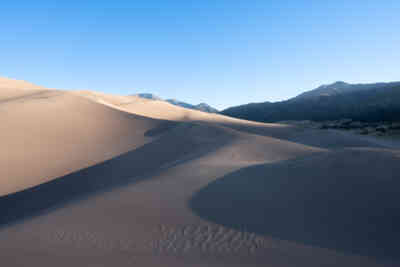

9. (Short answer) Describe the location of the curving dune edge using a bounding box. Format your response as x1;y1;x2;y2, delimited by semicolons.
1;77;399;267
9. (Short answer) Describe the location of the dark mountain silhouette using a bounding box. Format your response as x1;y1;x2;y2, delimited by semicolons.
222;81;400;122
294;81;400;99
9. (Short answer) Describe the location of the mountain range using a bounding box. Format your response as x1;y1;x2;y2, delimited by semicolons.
222;81;400;123
134;93;219;113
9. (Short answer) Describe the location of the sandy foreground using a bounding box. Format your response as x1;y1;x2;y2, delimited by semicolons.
0;77;399;266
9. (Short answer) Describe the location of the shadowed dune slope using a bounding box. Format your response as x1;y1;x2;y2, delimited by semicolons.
0;122;236;226
1;78;400;266
0;86;178;196
1;82;300;197
190;148;400;260
77;90;391;150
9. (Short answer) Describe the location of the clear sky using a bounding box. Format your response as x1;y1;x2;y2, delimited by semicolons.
1;1;399;109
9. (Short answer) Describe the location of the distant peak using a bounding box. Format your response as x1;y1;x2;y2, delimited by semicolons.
166;98;180;103
134;93;162;101
333;81;347;85
319;81;348;88
295;80;400;100
196;103;209;107
195;102;219;113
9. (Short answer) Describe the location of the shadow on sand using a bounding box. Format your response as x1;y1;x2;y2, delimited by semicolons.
190;149;400;261
221;122;389;149
0;122;232;229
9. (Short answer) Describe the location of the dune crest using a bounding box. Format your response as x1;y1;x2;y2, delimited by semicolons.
0;76;45;90
1;80;399;267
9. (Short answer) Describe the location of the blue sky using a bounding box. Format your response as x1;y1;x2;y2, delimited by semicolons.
1;1;399;109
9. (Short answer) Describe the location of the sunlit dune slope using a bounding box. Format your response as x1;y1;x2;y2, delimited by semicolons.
0;76;45;90
1;80;390;197
74;89;261;123
0;82;177;196
1;84;313;196
1;77;399;267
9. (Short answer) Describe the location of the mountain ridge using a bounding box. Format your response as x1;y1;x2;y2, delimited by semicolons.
222;81;400;123
294;81;400;100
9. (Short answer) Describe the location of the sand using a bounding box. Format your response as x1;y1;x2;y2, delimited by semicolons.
0;76;45;90
0;77;399;266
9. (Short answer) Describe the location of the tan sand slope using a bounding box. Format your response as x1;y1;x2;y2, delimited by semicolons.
0;76;45;90
191;148;400;260
0;77;399;267
75;89;265;124
0;81;177;196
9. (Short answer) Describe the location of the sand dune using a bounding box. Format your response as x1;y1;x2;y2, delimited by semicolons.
191;148;400;260
75;89;262;124
0;84;175;196
0;76;45;90
1;77;399;266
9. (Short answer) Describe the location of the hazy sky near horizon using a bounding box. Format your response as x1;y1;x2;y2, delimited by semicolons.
1;1;399;109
